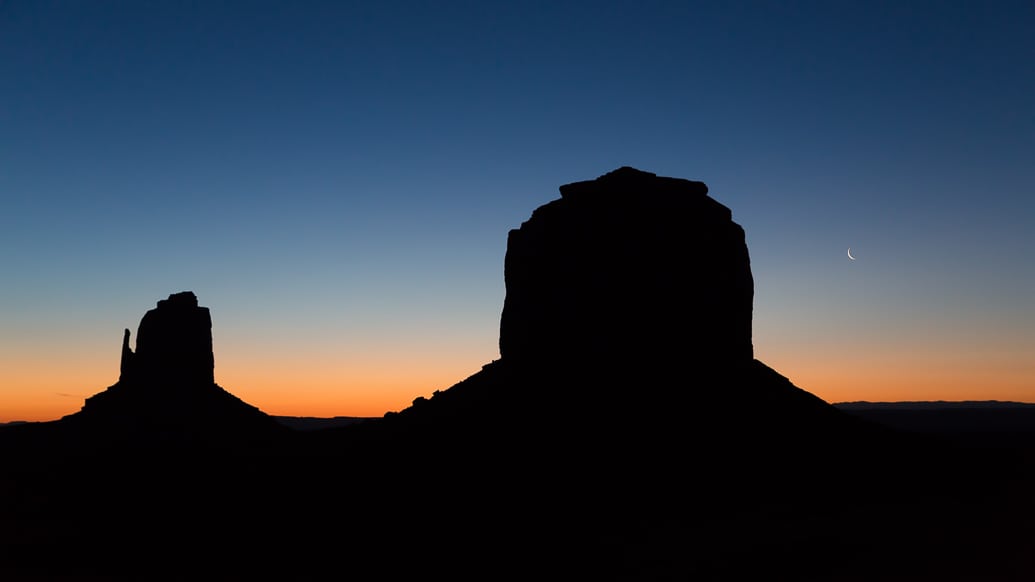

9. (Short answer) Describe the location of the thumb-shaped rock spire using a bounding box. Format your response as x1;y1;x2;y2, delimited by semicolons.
122;291;215;386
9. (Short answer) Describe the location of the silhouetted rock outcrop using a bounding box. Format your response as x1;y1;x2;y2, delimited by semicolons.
118;291;214;385
62;291;285;447
500;166;754;366
375;167;909;476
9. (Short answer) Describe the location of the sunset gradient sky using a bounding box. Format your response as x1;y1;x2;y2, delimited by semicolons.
2;1;1033;422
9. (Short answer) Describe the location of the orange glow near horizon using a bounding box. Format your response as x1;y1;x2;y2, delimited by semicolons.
216;357;487;419
0;344;495;423
0;366;113;423
3;323;1032;423
4;350;1033;423
781;361;1035;405
759;337;1035;405
0;368;481;423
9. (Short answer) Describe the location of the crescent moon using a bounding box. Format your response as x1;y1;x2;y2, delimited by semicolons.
847;248;856;260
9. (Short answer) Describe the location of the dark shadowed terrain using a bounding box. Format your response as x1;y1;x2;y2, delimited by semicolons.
2;169;1033;580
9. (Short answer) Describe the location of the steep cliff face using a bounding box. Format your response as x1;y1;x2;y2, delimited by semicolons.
119;291;215;386
498;166;754;368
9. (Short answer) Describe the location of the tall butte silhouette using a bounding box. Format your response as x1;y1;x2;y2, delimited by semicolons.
349;166;904;487
59;291;286;447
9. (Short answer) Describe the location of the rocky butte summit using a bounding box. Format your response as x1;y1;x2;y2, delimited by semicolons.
499;165;753;366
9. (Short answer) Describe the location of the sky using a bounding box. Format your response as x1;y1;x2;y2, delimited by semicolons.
2;0;1033;422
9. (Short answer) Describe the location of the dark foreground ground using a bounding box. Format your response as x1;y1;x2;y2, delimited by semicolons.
1;406;1034;581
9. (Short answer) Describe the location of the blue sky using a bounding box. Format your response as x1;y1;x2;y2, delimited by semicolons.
2;0;1033;420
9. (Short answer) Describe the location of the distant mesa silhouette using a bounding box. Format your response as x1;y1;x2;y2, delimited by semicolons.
62;291;285;446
